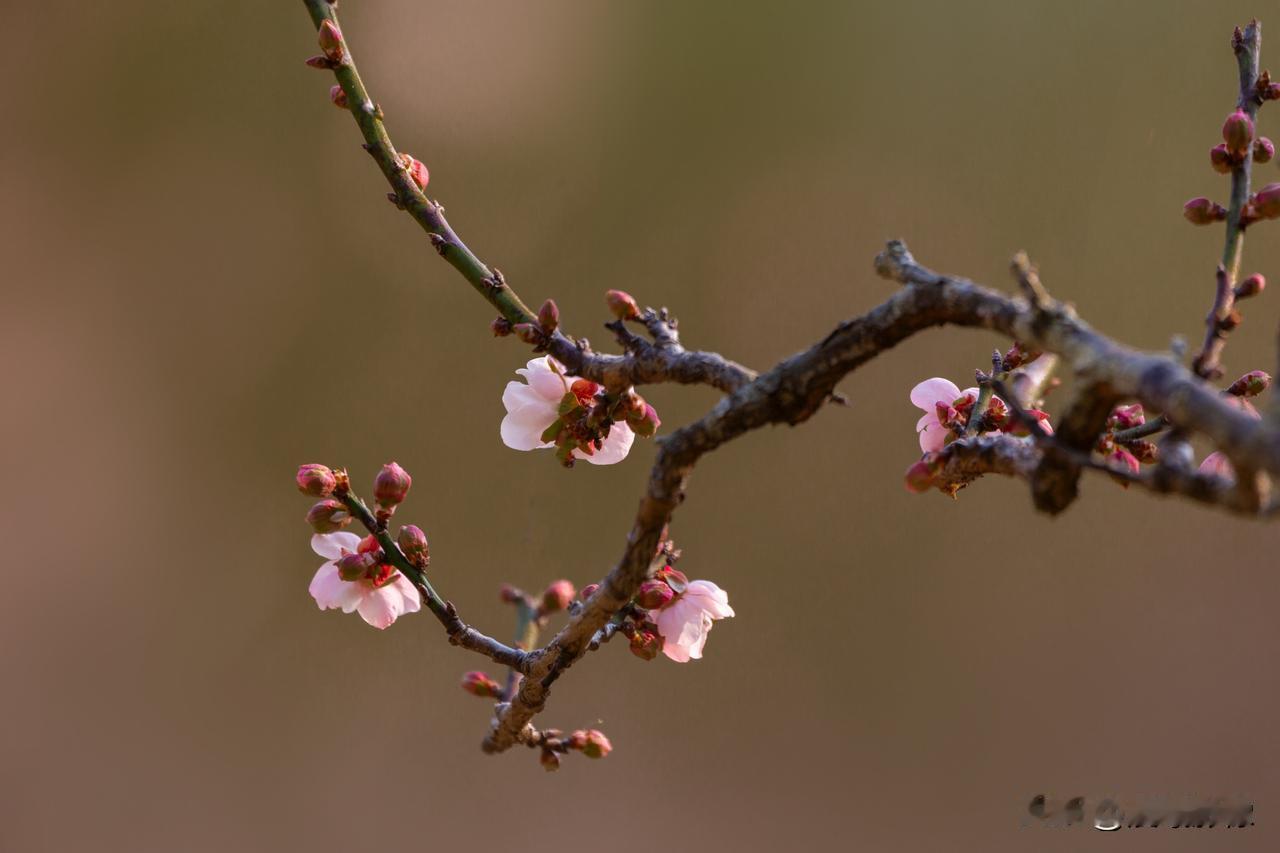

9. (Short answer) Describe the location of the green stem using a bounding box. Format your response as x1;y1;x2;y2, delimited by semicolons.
334;489;447;618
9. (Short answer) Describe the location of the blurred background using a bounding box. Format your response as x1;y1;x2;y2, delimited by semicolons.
3;1;1278;850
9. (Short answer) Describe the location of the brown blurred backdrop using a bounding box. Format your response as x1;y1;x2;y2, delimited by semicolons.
3;1;1278;850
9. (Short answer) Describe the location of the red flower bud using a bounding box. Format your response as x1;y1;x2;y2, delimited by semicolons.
1183;197;1227;225
579;583;599;600
626;402;661;438
306;499;352;533
539;748;561;772
629;630;662;660
541;580;576;613
400;154;429;191
605;289;640;321
460;671;502;698
1235;273;1265;299
577;729;612;759
396;524;429;564
336;551;377;582
636;579;675;610
1223;110;1254;155
1255;137;1275;165
537;299;560;334
317;20;345;62
1227;370;1271;397
1109;446;1141;476
304;55;336;70
1209;144;1234;174
373;462;412;508
329;84;348;109
903;458;938;494
1267;82;1280;101
1108;403;1145;430
1253;183;1280;219
296;463;336;497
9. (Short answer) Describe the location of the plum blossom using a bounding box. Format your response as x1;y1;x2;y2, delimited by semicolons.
309;531;421;629
500;356;634;464
652;580;735;662
910;378;979;452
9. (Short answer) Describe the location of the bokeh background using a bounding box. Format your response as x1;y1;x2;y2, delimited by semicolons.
3;1;1278;850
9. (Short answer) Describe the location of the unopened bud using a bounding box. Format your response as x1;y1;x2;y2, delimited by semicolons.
1218;309;1242;332
1253;183;1280;219
1223;110;1254;155
537;299;560;334
1109;446;1141;476
579;583;599;600
329;84;348;109
1127;440;1159;464
499;584;523;604
336;551;376;582
1108;404;1145;430
317;20;345;62
577;729;612;759
296;463;337;497
541;580;576;612
460;671;502;698
512;323;541;345
636;579;675;610
625;402;661;438
396;524;429;563
491;316;513;336
1227;370;1271;397
1255;137;1275;164
605;289;640;321
400;154;429;191
539;748;561;772
1209;144;1234;174
1235;273;1265;299
1183;197;1227;225
1266;82;1280;101
629;630;662;660
307;499;352;533
373;462;412;508
903;458;938;494
304;55;336;70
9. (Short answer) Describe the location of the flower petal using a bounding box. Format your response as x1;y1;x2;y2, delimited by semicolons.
910;378;961;411
1198;451;1235;481
576;422;635;465
309;563;364;613
916;411;947;453
502;381;545;414
391;574;422;613
500;402;558;451
687;580;735;619
311;531;362;561
356;585;405;629
516;356;569;401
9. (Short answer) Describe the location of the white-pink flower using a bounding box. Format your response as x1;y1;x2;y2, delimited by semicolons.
910;377;977;453
500;356;634;464
309;532;421;629
652;580;735;662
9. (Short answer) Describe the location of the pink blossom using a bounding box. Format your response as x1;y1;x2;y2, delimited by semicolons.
910;377;976;453
652;580;734;662
1198;451;1235;482
309;532;421;629
500;356;634;464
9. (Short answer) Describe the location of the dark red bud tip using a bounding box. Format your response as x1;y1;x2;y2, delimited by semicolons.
304;55;337;70
318;20;345;62
579;583;600;600
1183;197;1227;225
373;462;412;508
1227;370;1271;397
1253;183;1280;219
1209;144;1234;174
460;671;502;698
306;499;353;533
1255;137;1275;165
491;316;513;337
537;299;560;334
604;289;640;321
329;84;348;109
296;464;337;497
1234;273;1266;299
512;323;542;345
541;580;576;612
399;154;429;191
1223;110;1255;155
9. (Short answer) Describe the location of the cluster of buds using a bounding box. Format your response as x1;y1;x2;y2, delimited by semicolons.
1188;101;1280;224
1096;404;1157;479
541;382;657;466
611;565;687;660
533;728;613;771
1209;110;1269;174
508;299;562;348
297;464;353;532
